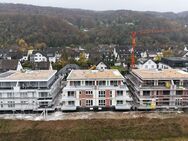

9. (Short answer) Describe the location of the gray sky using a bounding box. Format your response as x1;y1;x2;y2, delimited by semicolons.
0;0;188;13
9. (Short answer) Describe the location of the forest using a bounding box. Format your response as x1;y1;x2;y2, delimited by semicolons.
0;3;188;49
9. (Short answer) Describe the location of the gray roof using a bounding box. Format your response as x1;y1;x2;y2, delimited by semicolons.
58;64;80;75
0;59;18;71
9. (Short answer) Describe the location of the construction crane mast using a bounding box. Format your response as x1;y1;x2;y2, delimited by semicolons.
131;28;184;69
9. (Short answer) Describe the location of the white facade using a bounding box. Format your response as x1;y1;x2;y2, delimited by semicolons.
33;53;47;62
0;70;61;111
138;59;157;70
96;62;108;70
61;69;132;111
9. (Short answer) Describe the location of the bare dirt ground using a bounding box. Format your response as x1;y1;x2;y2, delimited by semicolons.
0;110;187;121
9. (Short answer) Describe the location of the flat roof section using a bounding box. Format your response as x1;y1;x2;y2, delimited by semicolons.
67;69;124;80
0;70;57;81
132;69;188;80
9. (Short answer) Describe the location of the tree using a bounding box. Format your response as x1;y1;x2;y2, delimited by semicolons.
17;39;28;52
35;42;47;50
162;49;174;57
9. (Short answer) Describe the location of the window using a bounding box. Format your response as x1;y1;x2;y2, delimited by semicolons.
110;91;112;97
85;81;95;86
143;91;150;96
117;100;123;105
74;81;81;86
20;92;28;98
145;65;148;69
68;91;75;97
99;100;105;106
99;91;105;97
110;100;112;106
21;101;28;105
86;91;93;95
110;81;118;86
68;101;75;106
116;91;123;96
0;93;2;98
7;93;14;98
0;101;3;108
8;101;15;108
98;81;106;86
176;91;183;95
86;100;93;106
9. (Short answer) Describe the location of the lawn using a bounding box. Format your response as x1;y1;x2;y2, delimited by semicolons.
0;117;188;141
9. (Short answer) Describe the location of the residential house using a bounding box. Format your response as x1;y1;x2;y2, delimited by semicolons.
61;69;133;111
137;58;157;70
0;70;61;111
30;51;48;63
96;61;109;70
126;69;188;110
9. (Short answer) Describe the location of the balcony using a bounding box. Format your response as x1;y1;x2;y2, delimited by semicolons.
61;105;77;111
62;96;76;101
115;103;132;110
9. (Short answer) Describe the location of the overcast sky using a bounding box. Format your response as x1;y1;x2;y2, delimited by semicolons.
0;0;188;13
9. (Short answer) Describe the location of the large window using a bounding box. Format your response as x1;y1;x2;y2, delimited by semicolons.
21;101;28;105
99;91;105;97
8;101;15;108
117;100;123;105
68;101;75;106
70;81;81;86
116;91;123;96
68;91;75;97
86;91;93;95
39;92;48;98
143;91;150;96
85;81;95;86
86;100;93;106
176;90;183;95
98;81;106;86
0;101;3;108
20;92;28;98
7;93;14;98
110;81;118;86
99;100;105;106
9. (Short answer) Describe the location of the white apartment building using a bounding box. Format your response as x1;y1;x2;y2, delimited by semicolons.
61;69;132;111
126;69;188;110
0;70;61;112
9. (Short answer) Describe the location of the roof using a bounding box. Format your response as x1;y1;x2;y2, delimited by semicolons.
67;69;124;80
0;70;57;81
162;57;188;62
137;58;154;65
0;59;18;70
132;69;188;80
58;64;80;75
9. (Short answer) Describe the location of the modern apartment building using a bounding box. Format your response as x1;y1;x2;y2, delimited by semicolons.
0;70;61;111
126;69;188;110
61;69;132;111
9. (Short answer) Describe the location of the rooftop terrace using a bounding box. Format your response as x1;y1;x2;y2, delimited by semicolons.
0;70;57;81
67;69;124;80
132;69;188;80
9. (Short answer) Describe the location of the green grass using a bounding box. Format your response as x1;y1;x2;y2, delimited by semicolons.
0;117;188;141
